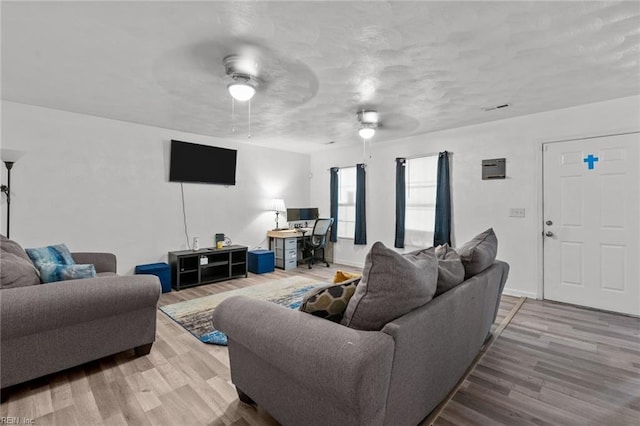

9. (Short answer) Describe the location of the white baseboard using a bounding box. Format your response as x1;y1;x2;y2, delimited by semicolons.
333;259;364;268
503;288;538;299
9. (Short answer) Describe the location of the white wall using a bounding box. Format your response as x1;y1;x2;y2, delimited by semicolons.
1;101;311;273
3;96;638;291
310;95;640;298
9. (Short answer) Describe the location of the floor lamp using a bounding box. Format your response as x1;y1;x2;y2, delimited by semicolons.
1;149;23;239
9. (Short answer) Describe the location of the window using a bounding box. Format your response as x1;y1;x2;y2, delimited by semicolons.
337;166;356;239
405;156;438;247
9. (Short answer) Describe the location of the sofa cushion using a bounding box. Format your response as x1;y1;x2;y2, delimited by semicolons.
434;244;465;296
38;263;97;283
457;228;498;278
0;234;32;262
333;270;362;283
341;242;437;331
25;243;76;269
0;252;41;289
299;276;361;323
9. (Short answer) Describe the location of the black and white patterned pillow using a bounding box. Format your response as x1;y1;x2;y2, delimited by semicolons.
299;277;361;323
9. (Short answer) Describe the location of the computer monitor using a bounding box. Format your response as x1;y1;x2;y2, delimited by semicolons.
286;208;319;222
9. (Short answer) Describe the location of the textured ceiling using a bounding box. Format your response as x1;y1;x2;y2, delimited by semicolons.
2;1;639;153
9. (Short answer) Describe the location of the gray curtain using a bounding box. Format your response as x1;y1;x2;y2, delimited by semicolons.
394;158;406;248
434;151;451;246
329;167;339;242
354;164;367;245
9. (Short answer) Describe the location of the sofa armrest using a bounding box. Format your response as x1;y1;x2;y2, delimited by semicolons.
213;295;395;410
71;252;116;273
1;275;161;340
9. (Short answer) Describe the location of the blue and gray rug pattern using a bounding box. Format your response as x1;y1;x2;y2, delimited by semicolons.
160;276;327;345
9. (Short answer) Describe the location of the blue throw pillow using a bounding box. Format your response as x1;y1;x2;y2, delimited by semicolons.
38;263;97;283
26;243;76;269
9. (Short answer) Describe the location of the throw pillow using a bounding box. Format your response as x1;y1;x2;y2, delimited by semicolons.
299;276;361;323
38;263;97;284
457;228;498;278
25;243;76;269
333;270;362;284
0;252;41;289
434;244;465;296
341;242;437;331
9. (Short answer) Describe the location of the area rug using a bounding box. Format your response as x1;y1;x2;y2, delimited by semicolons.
159;276;328;345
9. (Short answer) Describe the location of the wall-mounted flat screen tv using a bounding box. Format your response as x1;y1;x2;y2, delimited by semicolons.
169;140;237;185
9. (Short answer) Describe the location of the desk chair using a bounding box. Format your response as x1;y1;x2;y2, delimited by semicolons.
302;218;334;269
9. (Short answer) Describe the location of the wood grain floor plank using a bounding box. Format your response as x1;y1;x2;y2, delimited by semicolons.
109;373;152;426
85;363;126;424
156;385;203;425
449;386;541;426
36;404;79;426
139;367;174;397
48;376;73;412
506;389;591;426
67;371;103;425
435;399;505;426
537;385;639;425
169;384;219;424
143;405;177;426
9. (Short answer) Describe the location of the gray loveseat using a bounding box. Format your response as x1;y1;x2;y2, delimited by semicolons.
214;259;509;426
0;236;161;392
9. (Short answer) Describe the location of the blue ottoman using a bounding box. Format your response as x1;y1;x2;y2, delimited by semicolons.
135;262;171;293
248;250;275;274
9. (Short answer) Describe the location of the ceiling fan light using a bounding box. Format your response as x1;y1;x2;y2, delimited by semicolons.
228;82;256;101
359;126;375;139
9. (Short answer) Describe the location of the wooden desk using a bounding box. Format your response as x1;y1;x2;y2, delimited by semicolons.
267;229;306;239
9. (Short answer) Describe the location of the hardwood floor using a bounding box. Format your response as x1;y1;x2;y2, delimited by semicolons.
435;299;640;426
1;265;638;425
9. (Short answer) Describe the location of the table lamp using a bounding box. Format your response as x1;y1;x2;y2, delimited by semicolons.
270;198;286;230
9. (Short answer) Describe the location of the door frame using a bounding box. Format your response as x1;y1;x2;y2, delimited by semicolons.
536;130;640;301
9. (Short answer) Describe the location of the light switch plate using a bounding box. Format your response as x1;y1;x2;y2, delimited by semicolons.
509;208;526;218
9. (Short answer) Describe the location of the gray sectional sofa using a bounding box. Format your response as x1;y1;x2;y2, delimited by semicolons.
0;236;161;392
214;230;509;426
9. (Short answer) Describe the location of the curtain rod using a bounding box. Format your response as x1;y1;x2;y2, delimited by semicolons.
326;163;367;171
325;151;453;170
397;151;453;160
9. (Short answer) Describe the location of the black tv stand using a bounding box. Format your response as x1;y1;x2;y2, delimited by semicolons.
168;245;248;291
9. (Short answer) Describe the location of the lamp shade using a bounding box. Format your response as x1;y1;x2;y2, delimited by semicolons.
0;149;24;163
270;198;286;212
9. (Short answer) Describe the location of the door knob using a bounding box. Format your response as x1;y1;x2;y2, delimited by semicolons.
546;220;553;226
545;231;554;237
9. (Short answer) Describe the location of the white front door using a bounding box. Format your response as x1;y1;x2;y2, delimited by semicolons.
543;133;639;316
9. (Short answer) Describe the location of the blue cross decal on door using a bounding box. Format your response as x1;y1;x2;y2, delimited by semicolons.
583;154;599;170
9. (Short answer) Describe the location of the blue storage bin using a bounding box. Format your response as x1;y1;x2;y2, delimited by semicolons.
135;262;171;293
248;250;275;274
